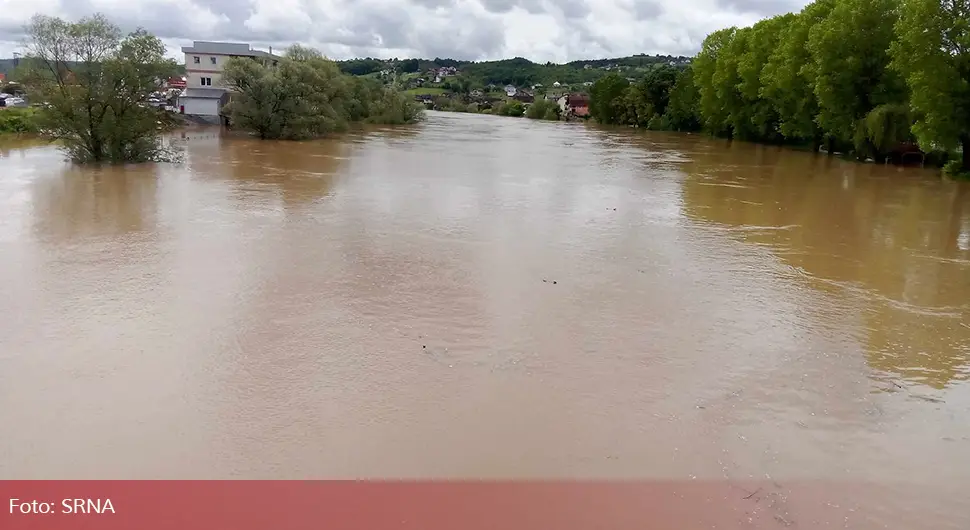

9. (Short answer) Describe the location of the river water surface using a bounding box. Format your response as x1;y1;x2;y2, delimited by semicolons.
1;112;969;528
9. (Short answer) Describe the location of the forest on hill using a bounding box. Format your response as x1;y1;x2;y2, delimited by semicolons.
335;54;690;87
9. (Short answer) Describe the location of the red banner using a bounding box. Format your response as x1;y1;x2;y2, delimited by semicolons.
0;480;913;530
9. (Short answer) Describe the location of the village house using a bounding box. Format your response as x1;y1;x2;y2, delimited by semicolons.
432;66;458;83
178;41;281;122
557;93;590;118
504;84;517;97
512;92;534;104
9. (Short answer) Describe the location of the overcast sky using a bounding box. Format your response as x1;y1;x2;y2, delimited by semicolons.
0;0;808;63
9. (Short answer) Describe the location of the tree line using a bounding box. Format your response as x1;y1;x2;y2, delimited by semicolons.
588;0;970;176
336;54;690;88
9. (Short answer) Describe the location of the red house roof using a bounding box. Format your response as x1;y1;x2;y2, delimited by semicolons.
567;94;589;106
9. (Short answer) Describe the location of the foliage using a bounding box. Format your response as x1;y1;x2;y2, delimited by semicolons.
223;45;423;140
337;58;385;76
19;14;178;163
589;73;630;124
891;0;970;171
663;66;702;131
943;160;970;180
494;100;525;117
808;0;905;154
0;107;40;134
526;99;560;120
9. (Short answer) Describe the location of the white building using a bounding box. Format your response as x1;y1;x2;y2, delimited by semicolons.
178;41;280;120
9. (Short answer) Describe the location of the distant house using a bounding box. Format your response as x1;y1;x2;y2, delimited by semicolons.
552;81;561;87
504;84;516;97
557;93;590;119
178;40;281;121
583;81;593;87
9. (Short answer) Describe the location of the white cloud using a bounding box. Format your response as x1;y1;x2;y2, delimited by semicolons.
0;0;809;62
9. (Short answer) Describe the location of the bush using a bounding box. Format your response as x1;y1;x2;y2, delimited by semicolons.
0;107;40;134
525;99;560;120
943;159;970;180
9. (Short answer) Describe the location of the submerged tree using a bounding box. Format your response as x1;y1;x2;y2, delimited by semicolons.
222;45;423;140
525;98;560;120
892;0;970;174
20;14;178;163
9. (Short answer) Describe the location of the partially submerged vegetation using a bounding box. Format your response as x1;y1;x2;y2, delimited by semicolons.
525;99;560;121
0;107;40;135
222;46;423;141
18;14;179;163
585;0;970;177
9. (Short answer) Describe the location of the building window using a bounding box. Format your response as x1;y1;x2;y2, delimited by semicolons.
210;57;217;65
193;56;200;64
201;77;211;86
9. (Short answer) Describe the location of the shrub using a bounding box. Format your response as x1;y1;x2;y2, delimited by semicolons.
0;107;40;134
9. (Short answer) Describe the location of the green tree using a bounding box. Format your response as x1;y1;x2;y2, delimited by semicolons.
589;73;630;124
808;0;906;157
891;0;970;173
20;14;178;163
525;98;560;120
223;45;422;140
693;28;737;136
639;64;680;118
760;0;836;147
506;100;525;117
738;14;795;142
663;66;701;131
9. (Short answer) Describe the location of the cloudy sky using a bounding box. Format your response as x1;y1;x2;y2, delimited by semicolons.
0;0;807;63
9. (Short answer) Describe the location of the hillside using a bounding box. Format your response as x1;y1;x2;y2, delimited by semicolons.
336;54;691;88
0;58;185;78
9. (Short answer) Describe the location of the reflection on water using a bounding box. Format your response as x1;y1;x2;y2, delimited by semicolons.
1;113;969;528
30;165;160;242
678;141;970;390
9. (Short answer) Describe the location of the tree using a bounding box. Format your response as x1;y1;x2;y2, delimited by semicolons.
891;0;970;173
807;0;906;158
525;98;560;120
639;64;680;118
20;14;178;163
693;28;736;136
737;14;795;142
760;0;836;147
662;66;701;131
223;45;423;140
589;73;630;124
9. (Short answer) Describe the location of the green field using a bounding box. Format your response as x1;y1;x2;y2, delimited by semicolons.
402;87;449;97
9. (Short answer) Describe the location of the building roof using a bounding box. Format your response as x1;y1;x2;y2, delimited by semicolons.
180;88;228;99
181;41;279;59
567;94;590;106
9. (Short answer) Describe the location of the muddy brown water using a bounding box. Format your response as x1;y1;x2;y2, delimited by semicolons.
1;112;969;527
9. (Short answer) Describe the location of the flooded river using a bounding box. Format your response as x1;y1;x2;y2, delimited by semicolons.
1;112;969;527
